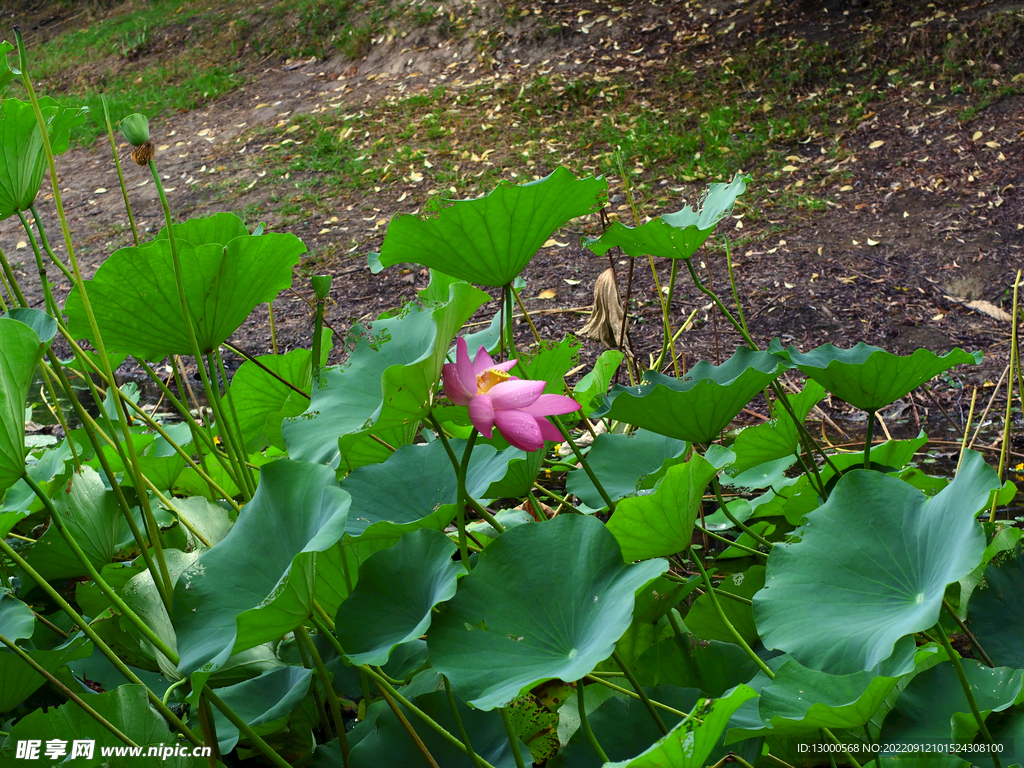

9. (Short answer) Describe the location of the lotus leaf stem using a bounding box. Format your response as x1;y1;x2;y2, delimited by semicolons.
269;302;279;354
576;682;610;763
695;523;768;561
819;728;862;768
22;472;179;663
531;482;583;514
512;283;543;345
27;205;75;282
36;360;80;471
361;666;499;768
0;633;138;746
584;675;692;718
712;477;773;550
933;623;1003;767
196;695;222;768
612;649;668;735
204;687;292;768
161;678;190;707
297;627;349;761
688;547;774;679
725;238;750;339
991;269;1021;522
17;209;59;317
941;598;995;668
16;29;177;603
500;706;527;768
0;538;202;746
37;355;175;609
206;351;255;499
863;409;876;469
444;676;484;768
956;388;979;475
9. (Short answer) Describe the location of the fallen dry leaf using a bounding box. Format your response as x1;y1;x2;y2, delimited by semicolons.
538;289;557;299
868;140;885;149
962;300;1013;322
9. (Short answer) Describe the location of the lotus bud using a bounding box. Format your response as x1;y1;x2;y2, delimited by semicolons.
118;113;150;147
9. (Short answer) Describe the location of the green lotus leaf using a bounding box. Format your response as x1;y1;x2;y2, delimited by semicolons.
64;214;306;360
0;316;47;495
210;665;313;753
630;633;760;697
0;41;13;91
334;529;463;666
4;308;57;345
0;97;88;220
728;657;911;741
731;380;826;474
880;659;1024;750
687;566;765;647
965;548;1024;668
349;685;530;768
782;342;981;413
566;429;689;512
376;166;607;286
584;174;747;260
560;685;703;767
427;515;667;710
0;593;92;712
173;459;349;675
226;346;317;452
594;347;788;445
283;281;488;465
607;453;717;562
24;467;123;580
340;438;516;539
0;684;185;765
573;349;625;415
754;450;999;675
155;210;252;247
603;685;758;767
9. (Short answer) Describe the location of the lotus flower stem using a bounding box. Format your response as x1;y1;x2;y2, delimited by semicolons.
500;706;527;768
429;415;484;564
27;206;75;283
0;633;138;747
554;420;616;511
204;687;293;768
444;676;485;768
934;623;1003;767
361;666;499;768
297;626;349;761
711;477;774;550
611;649;668;734
99;97;139;246
576;682;610;763
0;538;202;747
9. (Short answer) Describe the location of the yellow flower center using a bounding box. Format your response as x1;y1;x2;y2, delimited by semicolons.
476;369;510;395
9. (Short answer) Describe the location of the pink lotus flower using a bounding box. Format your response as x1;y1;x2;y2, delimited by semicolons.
442;337;581;452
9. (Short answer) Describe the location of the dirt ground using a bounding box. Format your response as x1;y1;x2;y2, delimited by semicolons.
2;0;1022;446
